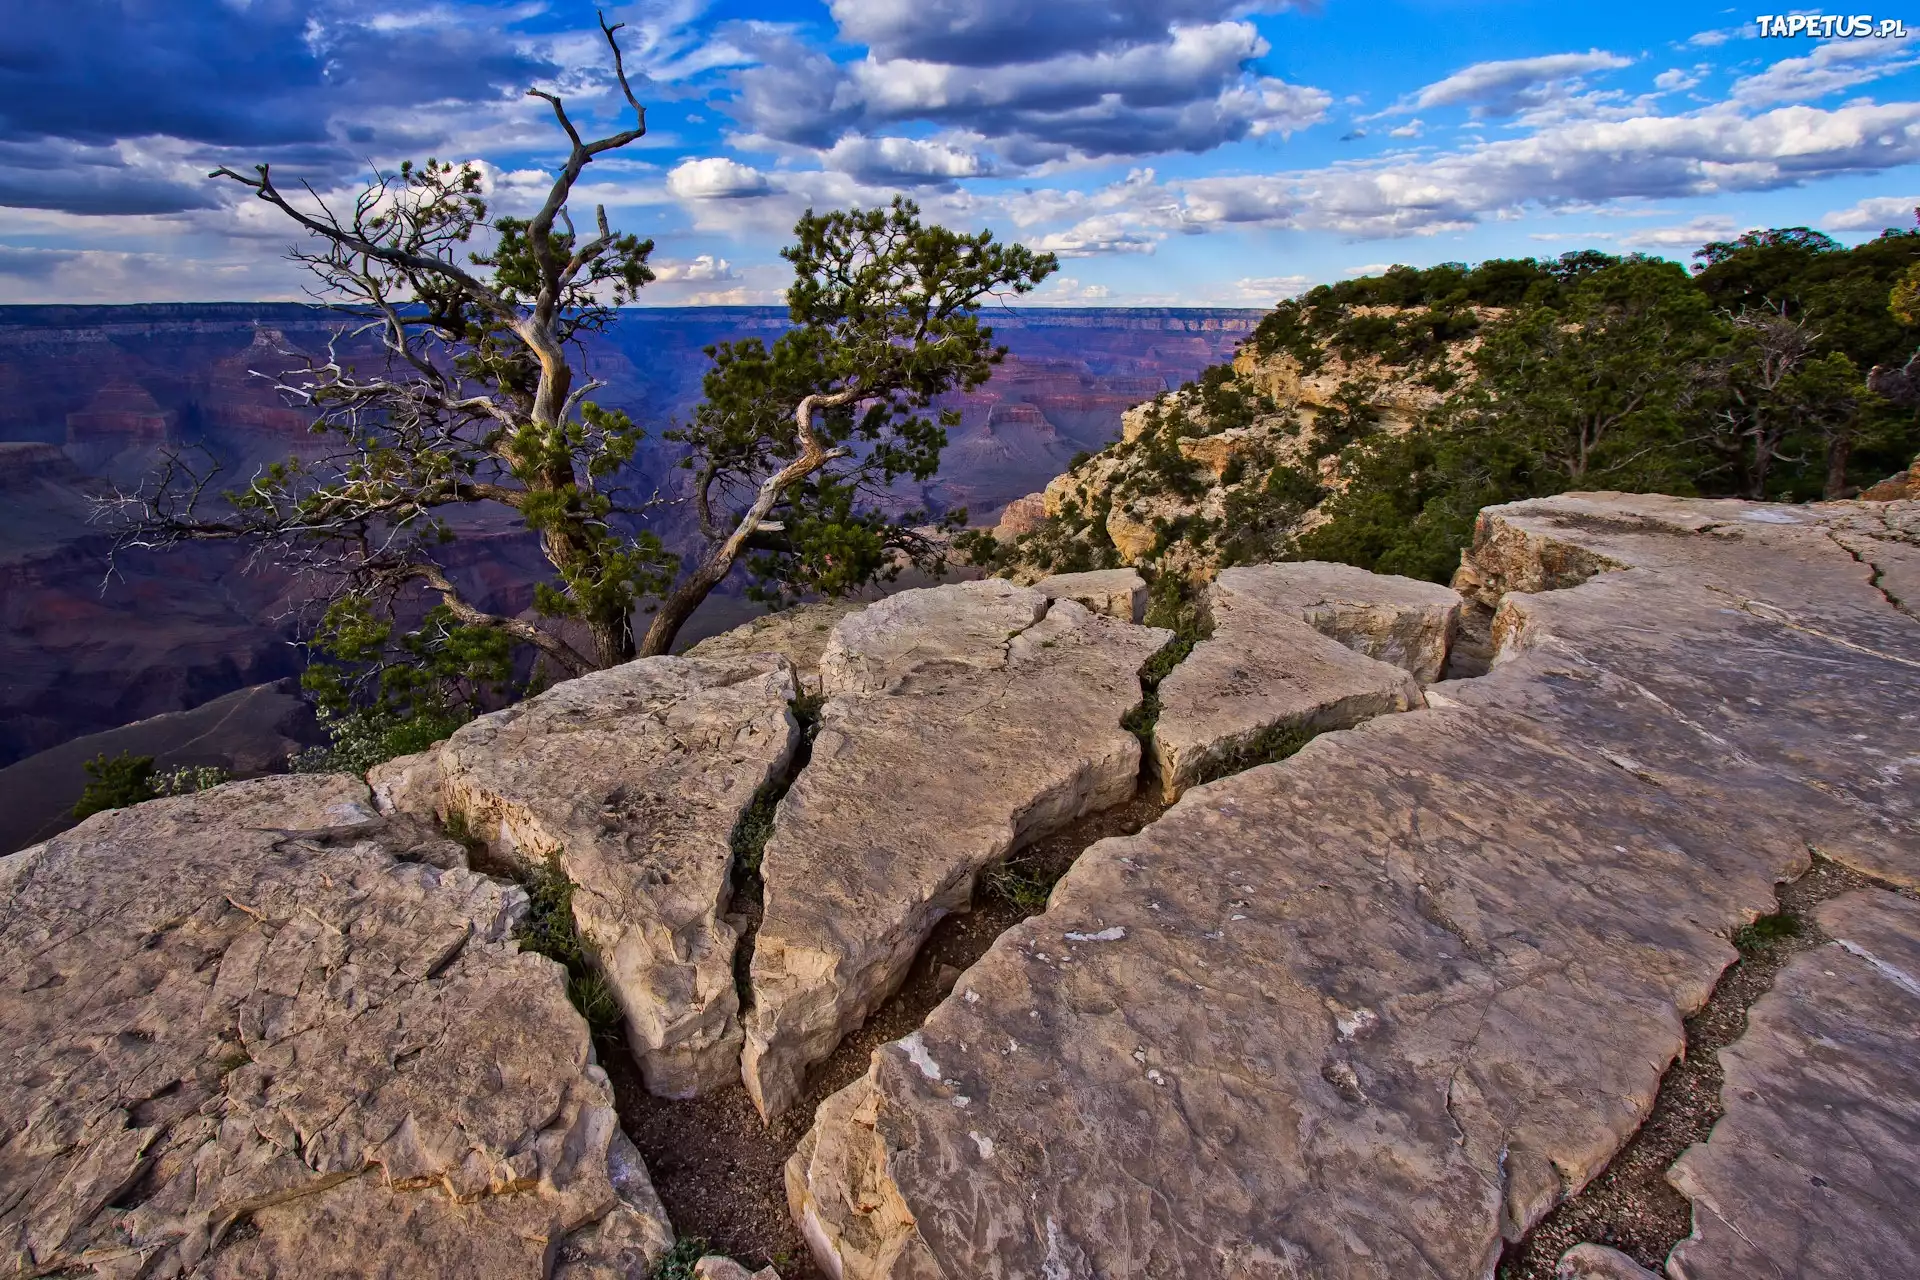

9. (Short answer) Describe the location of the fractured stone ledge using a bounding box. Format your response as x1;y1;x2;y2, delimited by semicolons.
0;774;672;1278
789;495;1920;1279
742;581;1170;1120
379;652;800;1100
1148;562;1457;802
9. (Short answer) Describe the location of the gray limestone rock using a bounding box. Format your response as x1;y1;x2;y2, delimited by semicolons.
1034;568;1149;623
742;582;1170;1119
1150;565;1426;801
683;601;868;695
1557;1244;1662;1280
1218;561;1462;682
0;775;672;1279
430;653;800;1098
1665;889;1920;1280
789;495;1920;1279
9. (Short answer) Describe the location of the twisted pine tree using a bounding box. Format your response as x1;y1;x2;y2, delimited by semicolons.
117;14;1055;682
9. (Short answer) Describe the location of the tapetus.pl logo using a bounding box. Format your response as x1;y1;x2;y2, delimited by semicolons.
1754;14;1909;36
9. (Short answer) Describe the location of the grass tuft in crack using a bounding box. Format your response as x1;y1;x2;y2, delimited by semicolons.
1123;573;1213;741
516;852;622;1036
1190;722;1319;788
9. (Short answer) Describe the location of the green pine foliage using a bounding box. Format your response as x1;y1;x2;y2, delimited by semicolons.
1006;229;1920;588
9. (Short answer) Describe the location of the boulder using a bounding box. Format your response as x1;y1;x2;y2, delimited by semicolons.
408;654;800;1099
683;601;867;693
742;582;1170;1119
788;495;1920;1279
0;775;672;1279
1034;567;1148;623
693;1257;781;1280
1665;889;1920;1280
1150;565;1427;801
1556;1244;1660;1280
1218;561;1462;682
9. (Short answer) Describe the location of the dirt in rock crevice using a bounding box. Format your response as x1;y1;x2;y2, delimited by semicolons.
607;783;1170;1276
1498;854;1919;1279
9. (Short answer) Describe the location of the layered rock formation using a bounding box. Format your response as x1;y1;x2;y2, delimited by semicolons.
373;654;800;1099
0;775;672;1278
789;493;1919;1279
741;580;1171;1119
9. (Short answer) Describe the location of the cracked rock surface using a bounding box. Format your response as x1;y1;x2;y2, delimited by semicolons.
1665;888;1920;1280
1150;563;1448;801
742;581;1170;1120
383;653;800;1099
0;774;672;1279
1033;568;1148;623
789;495;1919;1279
683;601;867;694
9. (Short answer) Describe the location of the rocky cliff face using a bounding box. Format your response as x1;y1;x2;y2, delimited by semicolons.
7;490;1915;1280
992;304;1491;580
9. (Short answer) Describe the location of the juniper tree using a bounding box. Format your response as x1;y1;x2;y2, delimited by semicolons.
115;16;1055;679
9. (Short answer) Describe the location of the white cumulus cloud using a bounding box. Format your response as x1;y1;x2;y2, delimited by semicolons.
1821;194;1920;231
666;156;772;199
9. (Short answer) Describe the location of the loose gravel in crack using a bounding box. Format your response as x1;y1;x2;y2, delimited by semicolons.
609;783;1169;1276
1498;854;1919;1278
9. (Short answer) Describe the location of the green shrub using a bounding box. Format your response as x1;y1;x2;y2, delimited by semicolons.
291;704;470;775
155;764;232;795
651;1237;710;1280
73;752;158;819
515;852;623;1035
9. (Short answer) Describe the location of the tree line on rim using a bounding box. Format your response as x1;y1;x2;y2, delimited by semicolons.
1280;231;1920;582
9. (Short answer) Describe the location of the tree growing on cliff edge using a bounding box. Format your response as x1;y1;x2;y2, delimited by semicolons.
112;13;1053;680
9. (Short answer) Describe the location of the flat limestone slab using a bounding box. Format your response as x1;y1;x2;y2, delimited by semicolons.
684;601;867;693
0;775;671;1279
1151;565;1427;801
1221;561;1462;683
1034;568;1148;623
1665;889;1920;1280
403;653;799;1098
790;496;1920;1279
742;582;1170;1120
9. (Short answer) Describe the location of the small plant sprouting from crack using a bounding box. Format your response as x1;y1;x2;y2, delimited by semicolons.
516;853;622;1036
984;857;1057;912
1123;573;1214;741
650;1236;710;1280
1732;910;1801;952
1190;722;1319;788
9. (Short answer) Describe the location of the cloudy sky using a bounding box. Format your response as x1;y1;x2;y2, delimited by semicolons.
4;1;1920;306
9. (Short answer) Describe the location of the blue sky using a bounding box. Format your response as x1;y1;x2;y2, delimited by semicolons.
4;1;1920;305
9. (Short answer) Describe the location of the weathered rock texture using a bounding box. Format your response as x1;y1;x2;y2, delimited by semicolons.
381;654;800;1099
743;581;1170;1119
1665;889;1920;1280
0;775;672;1278
682;601;867;692
1233;560;1462;682
790;494;1919;1279
1034;568;1148;623
1150;563;1443;800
